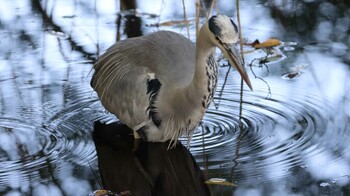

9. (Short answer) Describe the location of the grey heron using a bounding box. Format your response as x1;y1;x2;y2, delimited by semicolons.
91;15;252;148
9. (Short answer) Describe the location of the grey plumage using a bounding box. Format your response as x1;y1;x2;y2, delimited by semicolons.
91;15;252;148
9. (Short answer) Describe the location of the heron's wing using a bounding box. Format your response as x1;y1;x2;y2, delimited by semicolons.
145;31;196;88
91;31;195;126
91;37;150;126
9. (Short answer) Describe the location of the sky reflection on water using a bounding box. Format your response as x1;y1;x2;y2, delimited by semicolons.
0;0;349;195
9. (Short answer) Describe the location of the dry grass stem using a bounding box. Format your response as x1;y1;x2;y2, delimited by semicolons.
182;0;190;39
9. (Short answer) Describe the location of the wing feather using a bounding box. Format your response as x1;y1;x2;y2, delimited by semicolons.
91;31;195;129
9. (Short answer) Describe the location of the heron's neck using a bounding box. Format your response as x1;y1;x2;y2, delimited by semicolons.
164;29;217;122
194;36;215;82
189;29;218;108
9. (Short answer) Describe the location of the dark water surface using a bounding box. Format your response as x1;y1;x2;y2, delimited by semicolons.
0;0;349;195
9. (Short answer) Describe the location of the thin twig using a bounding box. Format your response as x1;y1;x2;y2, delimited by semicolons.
250;56;270;75
249;65;272;98
195;0;200;38
88;162;103;189
182;0;190;39
215;66;232;109
236;0;244;121
215;0;220;14
249;58;272;98
230;1;245;184
208;0;216;17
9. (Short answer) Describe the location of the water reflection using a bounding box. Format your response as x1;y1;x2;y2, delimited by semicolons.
0;0;349;195
92;121;210;195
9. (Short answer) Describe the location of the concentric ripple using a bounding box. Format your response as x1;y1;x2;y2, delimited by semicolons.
182;73;350;184
0;83;112;189
1;70;348;192
0;116;55;187
41;84;115;166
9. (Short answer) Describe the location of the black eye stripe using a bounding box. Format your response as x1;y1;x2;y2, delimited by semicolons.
208;16;222;37
209;16;239;37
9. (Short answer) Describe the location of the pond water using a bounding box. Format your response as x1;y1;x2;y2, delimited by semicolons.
0;0;349;195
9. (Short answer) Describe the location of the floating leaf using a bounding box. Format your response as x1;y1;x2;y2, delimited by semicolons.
282;71;301;79
281;64;307;79
205;178;237;186
252;38;282;49
90;190;111;196
90;189;128;196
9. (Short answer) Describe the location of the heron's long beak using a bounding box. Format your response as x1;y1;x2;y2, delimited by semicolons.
221;43;253;90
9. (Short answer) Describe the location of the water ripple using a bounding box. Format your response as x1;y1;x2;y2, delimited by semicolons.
1;71;348;190
0;84;108;188
183;77;348;183
0;117;54;187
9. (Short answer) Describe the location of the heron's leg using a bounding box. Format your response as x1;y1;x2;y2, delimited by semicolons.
132;122;148;139
132;130;143;152
133;130;141;139
132;124;144;151
133;137;141;152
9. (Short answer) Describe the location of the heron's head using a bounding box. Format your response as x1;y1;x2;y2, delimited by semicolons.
207;15;252;90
